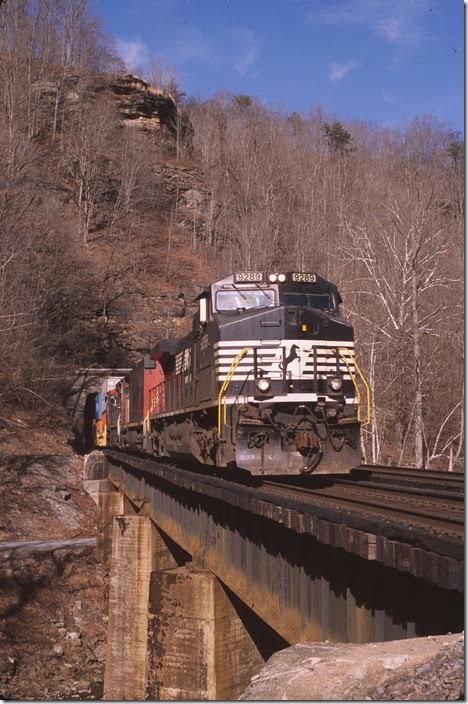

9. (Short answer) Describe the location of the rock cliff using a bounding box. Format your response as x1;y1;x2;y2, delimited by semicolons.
34;72;208;360
35;72;177;135
111;74;177;133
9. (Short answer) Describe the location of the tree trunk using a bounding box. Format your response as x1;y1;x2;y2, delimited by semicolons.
411;267;424;468
368;337;380;463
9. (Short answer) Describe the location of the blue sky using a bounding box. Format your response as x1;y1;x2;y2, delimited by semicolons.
94;0;464;132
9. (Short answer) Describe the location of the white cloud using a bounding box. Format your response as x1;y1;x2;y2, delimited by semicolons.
376;17;405;43
118;29;214;76
234;30;261;75
116;37;149;70
165;29;213;63
307;0;425;46
330;62;355;81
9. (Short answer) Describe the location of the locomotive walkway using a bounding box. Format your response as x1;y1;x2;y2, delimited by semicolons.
86;450;464;699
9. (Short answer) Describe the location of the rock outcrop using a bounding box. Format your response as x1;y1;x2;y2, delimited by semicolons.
111;74;177;133
34;72;177;135
239;633;464;701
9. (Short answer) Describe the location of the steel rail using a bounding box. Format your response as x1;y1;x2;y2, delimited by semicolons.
357;464;464;482
343;468;464;495
268;475;464;501
338;478;463;501
260;480;463;537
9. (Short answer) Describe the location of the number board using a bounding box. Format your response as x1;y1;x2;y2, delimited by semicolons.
234;271;264;283
292;272;317;283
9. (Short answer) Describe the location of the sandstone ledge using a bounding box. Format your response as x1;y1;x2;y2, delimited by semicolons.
239;633;464;701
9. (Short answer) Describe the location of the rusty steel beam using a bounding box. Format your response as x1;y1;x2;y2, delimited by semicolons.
103;452;463;645
104;451;463;585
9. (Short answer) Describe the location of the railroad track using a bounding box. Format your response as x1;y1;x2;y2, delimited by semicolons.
261;478;463;541
104;449;463;555
261;463;463;546
274;465;463;493
359;463;464;480
351;464;464;492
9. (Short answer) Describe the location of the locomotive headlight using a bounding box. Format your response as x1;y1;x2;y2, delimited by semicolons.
278;273;286;282
256;377;271;393
329;377;343;392
268;273;278;283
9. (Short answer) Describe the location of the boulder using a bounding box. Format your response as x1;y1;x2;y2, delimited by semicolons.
239;633;464;701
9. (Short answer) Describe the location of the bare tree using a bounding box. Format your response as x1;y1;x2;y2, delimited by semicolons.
339;122;463;468
62;96;114;245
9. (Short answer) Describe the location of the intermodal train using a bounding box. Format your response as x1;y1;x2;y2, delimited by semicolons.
93;271;370;475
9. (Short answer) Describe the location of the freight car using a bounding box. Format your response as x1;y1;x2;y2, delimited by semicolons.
96;271;370;475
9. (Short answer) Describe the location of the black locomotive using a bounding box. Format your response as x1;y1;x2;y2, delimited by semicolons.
95;271;369;475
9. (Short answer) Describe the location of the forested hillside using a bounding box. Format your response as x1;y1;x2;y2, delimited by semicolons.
0;0;463;469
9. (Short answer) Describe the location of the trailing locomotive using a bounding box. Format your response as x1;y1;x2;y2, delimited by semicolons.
94;271;370;475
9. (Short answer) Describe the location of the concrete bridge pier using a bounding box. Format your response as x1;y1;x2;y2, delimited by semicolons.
89;453;268;701
146;566;265;700
84;451;128;569
103;514;171;700
97;492;125;569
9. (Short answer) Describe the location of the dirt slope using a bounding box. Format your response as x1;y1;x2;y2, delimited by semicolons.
0;431;106;700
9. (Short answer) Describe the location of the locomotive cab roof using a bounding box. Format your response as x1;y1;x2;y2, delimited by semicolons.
194;271;341;294
196;272;342;305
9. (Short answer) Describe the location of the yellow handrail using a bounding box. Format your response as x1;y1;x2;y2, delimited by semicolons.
347;350;371;427
337;349;361;420
338;348;372;427
217;347;250;436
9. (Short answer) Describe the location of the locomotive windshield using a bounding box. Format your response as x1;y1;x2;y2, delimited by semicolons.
283;292;333;310
216;288;275;311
